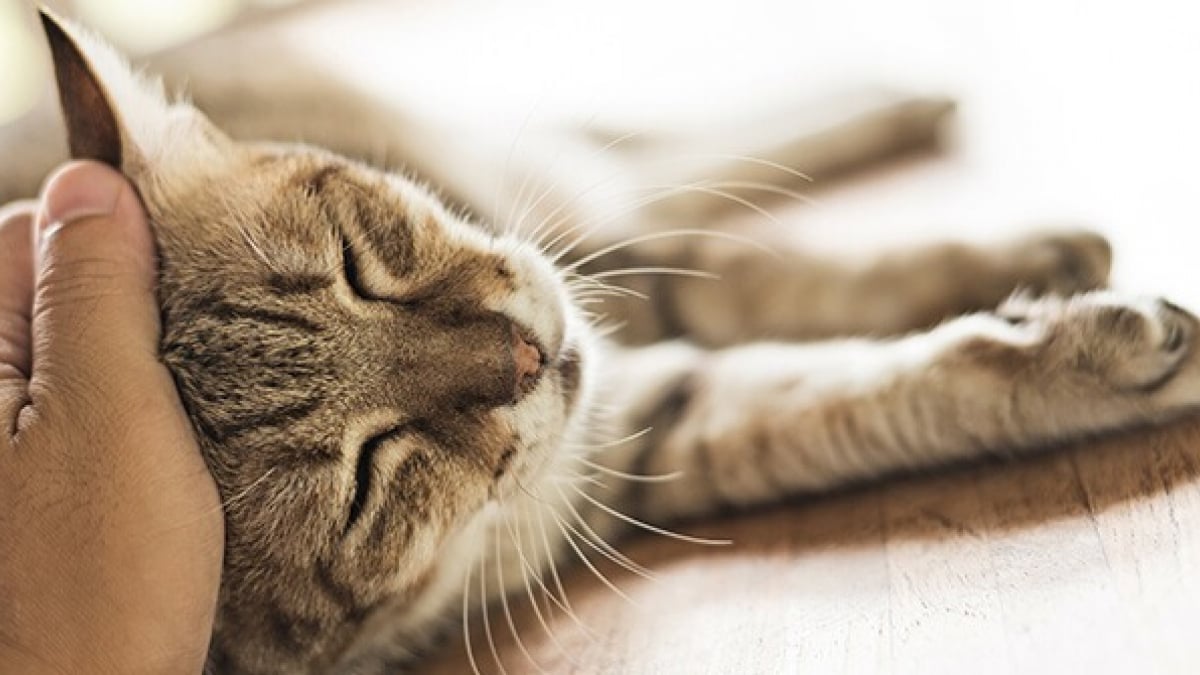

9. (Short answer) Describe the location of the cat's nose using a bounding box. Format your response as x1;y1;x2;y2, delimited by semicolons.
512;324;545;398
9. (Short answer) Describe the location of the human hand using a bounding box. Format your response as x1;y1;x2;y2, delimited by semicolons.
0;162;223;673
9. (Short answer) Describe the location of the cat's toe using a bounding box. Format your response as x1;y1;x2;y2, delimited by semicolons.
1011;230;1112;296
1070;294;1195;391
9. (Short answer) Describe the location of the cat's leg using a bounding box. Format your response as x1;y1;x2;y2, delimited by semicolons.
580;291;1198;529
575;227;1112;345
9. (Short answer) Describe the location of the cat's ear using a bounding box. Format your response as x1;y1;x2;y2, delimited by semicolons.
38;8;230;180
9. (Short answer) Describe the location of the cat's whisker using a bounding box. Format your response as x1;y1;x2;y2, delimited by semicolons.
171;467;281;531
560;228;775;273
554;471;608;490
504;112;604;242
574;457;684;484
568;426;653;451
517;512;558;625
566;278;648;302
533;506;588;628
538;212;615;262
588;266;721;282
521;130;645;249
551;511;638;606
648;151;814;184
534;181;687;259
556;511;652;584
237;225;276;273
517;124;646;242
535;181;680;260
502;508;568;610
501;511;594;664
542;189;719;265
516;518;599;642
462;557;484;675
496;102;546;236
543;179;776;264
479;529;510;675
571;296;619;307
511;476;586;536
218;192;280;275
694;178;819;207
505;158;554;243
567;294;622;308
566;284;630;298
641;182;785;229
590;320;629;339
218;468;278;510
553;484;657;581
566;285;633;299
569;290;646;307
573;298;610;308
532;144;806;260
528;145;812;254
571;485;732;546
565;276;643;297
566;271;646;294
570;309;629;338
493;523;546;674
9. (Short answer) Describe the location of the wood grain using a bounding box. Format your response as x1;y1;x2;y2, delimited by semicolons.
421;417;1200;674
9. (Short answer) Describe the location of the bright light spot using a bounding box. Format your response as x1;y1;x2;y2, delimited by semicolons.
0;3;44;125
74;0;242;54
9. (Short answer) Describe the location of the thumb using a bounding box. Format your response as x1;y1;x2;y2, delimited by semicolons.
32;161;161;414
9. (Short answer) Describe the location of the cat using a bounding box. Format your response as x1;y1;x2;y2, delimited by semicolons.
7;10;1200;674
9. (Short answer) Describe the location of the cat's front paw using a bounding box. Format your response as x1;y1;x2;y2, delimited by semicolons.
1013;291;1196;392
1003;230;1113;297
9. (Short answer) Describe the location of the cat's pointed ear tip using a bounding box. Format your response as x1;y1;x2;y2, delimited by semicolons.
37;6;64;33
37;6;75;50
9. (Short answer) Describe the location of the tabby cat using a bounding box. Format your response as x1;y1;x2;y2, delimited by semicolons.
6;11;1200;674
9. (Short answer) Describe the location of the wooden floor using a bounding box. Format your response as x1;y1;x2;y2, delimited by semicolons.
424;416;1200;674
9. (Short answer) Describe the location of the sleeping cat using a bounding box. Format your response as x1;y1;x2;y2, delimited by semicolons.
8;11;1200;674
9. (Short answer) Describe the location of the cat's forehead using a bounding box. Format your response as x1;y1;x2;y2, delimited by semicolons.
149;142;501;290
243;146;371;201
230;146;441;224
155;146;383;246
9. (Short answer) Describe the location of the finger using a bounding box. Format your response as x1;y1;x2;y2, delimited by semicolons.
0;201;36;426
30;161;161;418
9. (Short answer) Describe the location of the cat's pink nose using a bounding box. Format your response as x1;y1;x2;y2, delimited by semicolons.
512;326;544;396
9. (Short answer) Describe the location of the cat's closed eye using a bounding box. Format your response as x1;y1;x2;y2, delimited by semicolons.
346;425;408;534
340;235;379;302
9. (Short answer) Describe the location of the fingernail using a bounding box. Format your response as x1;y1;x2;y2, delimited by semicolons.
38;161;126;232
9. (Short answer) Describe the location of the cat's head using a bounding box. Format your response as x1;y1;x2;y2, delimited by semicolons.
39;11;594;670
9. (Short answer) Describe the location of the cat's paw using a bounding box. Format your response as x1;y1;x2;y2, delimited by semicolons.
1002;230;1113;297
1012;291;1196;391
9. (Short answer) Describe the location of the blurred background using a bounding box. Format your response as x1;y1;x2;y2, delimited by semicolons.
2;0;1199;303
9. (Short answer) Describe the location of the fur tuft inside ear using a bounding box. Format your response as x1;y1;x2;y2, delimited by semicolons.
38;8;229;179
